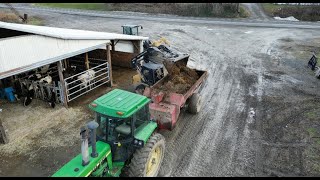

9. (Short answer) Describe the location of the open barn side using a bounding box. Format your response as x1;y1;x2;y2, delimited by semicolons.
0;22;147;145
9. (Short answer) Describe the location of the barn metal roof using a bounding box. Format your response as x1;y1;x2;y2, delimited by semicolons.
0;21;148;40
0;35;110;79
0;22;149;79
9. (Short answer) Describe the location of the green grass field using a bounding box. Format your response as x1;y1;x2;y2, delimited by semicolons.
261;3;320;21
28;16;43;25
260;3;290;16
0;11;43;25
34;3;107;11
239;5;250;18
34;3;250;19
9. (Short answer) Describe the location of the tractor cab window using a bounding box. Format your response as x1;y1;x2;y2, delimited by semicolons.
135;105;150;127
131;27;138;35
95;105;150;144
96;114;133;143
123;26;132;35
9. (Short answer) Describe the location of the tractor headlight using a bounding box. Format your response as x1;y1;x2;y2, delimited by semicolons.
134;139;139;145
133;139;144;147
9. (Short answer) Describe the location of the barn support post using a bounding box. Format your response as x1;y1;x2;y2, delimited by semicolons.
57;60;68;108
111;40;115;51
0;118;9;144
106;44;113;87
85;53;89;70
138;40;143;53
63;59;68;69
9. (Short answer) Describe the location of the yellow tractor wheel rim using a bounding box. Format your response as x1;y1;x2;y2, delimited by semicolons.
146;146;162;176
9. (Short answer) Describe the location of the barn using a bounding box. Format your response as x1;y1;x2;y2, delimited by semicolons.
0;21;148;108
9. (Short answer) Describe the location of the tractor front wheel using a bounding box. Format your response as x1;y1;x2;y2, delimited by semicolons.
128;133;165;177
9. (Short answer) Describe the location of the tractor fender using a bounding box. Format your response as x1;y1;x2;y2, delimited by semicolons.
134;121;158;144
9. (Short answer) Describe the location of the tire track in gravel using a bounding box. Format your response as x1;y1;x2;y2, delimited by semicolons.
161;60;249;176
199;67;245;177
158;61;225;176
158;29;271;177
177;63;233;176
230;69;260;177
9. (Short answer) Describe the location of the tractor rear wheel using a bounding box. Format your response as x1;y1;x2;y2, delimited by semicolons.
188;93;202;114
128;133;165;177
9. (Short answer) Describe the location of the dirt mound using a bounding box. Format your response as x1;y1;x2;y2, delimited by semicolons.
157;60;199;94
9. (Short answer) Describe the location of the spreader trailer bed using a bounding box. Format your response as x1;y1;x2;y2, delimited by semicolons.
143;58;208;131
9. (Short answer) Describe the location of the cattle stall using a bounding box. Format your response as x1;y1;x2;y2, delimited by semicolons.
13;63;64;106
12;49;112;106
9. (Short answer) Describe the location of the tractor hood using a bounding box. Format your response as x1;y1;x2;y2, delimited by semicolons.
52;141;111;177
89;89;150;118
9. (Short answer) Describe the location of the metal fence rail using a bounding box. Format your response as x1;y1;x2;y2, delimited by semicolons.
64;62;110;102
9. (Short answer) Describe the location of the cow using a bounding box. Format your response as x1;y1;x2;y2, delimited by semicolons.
77;69;95;90
23;82;36;107
39;75;52;84
37;65;50;75
39;75;57;108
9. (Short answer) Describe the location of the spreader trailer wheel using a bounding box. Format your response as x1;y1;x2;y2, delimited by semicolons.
188;93;202;114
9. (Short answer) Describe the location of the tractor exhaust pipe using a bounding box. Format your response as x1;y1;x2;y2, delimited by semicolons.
87;121;99;158
80;126;90;166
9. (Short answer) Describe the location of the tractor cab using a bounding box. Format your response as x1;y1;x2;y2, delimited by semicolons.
122;25;143;36
89;89;155;162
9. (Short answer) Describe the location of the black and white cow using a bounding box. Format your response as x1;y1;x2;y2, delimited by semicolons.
77;69;95;90
39;75;56;108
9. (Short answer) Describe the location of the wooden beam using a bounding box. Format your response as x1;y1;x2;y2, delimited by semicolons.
85;53;89;70
57;60;68;108
132;40;140;54
106;44;113;87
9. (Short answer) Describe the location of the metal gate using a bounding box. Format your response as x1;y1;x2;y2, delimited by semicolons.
64;62;110;102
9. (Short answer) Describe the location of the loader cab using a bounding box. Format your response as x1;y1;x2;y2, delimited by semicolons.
140;62;164;86
89;89;153;162
122;25;143;36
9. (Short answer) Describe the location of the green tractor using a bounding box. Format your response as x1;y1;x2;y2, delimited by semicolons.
52;89;165;177
122;25;143;36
